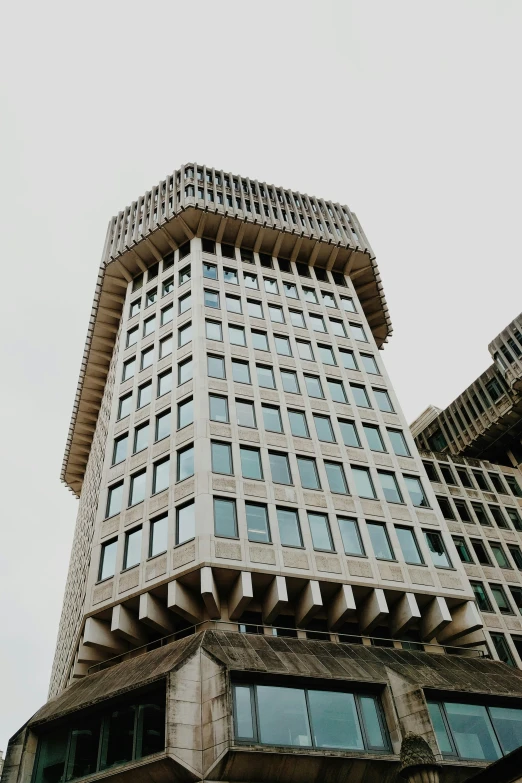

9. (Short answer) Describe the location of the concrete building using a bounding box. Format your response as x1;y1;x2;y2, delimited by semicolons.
5;165;522;783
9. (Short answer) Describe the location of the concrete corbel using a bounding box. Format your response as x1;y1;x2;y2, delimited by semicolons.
295;581;323;627
82;617;127;653
420;597;452;642
436;601;483;644
263;576;288;625
139;592;175;634
328;584;357;631
228;571;253;620
167;580;203;625
359;589;389;635
390;593;421;638
111;604;148;645
201;567;221;620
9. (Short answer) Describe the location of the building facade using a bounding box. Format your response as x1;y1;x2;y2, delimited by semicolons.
5;166;522;783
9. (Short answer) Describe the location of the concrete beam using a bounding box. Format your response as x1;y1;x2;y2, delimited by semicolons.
420;597;452;642
295;581;323;627
111;604;148;645
359;589;389;635
437;601;483;644
390;593;421;638
83;617;127;653
167;580;203;625
328;585;357;631
76;643;106;664
452;628;488;648
228;571;253;620
263;576;288;625
139;592;175;634
201;567;221;620
72;662;89;679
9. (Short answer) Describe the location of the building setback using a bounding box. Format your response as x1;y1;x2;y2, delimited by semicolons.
5;165;522;783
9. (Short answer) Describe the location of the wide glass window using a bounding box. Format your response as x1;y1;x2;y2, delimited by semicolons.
211;442;233;475
237;400;256;428
214;497;237;538
367;523;394;560
338;518;365;556
177;501;195;544
277;508;303;547
269;452;292;485
264;277;279;295
341;296;356;312
224;267;238;284
203;262;218;279
378;471;403;503
240;447;263;480
396;527;424;565
246;503;271;543
284;282;298;298
204;289;220;309
297;457;321;490
308;513;334;551
244;273;258;289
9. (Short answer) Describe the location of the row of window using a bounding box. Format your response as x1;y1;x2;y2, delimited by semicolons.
437;493;522;532
470;579;522;618
454;534;522;571
99;497;449;582
424;460;522;498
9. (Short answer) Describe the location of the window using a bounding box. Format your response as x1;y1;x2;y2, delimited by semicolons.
240;446;263;480
138;381;152;409
123;527;142;570
313;414;335;442
159;334;172;359
339;420;361;448
367;523;394;560
363;424;386;452
179;264;191;284
351;384;371;408
281;369;300;394
262;405;283;432
284;282;298;298
506;475;522;498
287;409;308;438
330;319;347;337
129;470;146;506
122;357;136;382
175;356;192;386
404;476;429;507
387;429;411;457
130;299;141;318
264;278;279;295
490;505;509;528
305;375;324;398
352;467;377;498
456;468;473;488
338;518;365;556
425;531;452;568
202;238;216;254
297;341;314;361
117;393;132;420
257;364;275;388
178;322;192;347
373;389;394;412
177;444;194;482
149;514;168;557
510;586;522;614
396;527;424;565
328;379;347;402
473;471;490;491
146;288;157;307
179;291;191;314
490;543;511;569
453;536;473;563
211;442;233;475
308;513;334;551
274;335;292;356
491;585;513;614
489;472;507;493
276;507;303;547
340;349;358;370
290;310;305;328
427;699;522;760
206;319;222;341
318;344;336;365
297;456;321;490
434;498;454;523
209;395;229;423
161;304;174;326
221;244;236;260
246;503;271;543
269;452;292;485
310;314;327;332
470;539;491;566
229;325;246;346
423;461;440;482
252;330;268;350
98;539;117;580
132;273;143;292
147;263;159;281
259;253;272;268
158;369;172;397
360;354;379;374
133;422;149;453
203;262;217;280
143;315;156;337
232;359;251;384
152;458;170;494
454;500;472;523
244;273;258;289
296;263;311;278
350;323;368;342
378;471;403;503
204;289;220;309
247;299;263;319
237;399;256;428
341;296;356;312
112;434;128;465
178;397;193;428
126;326;139;348
268;305;284;323
222;267;237;285
507;508;522;531
321;291;336;308
226;294;242;313
471;580;493;611
490;634;516;666
163;276;174;296
177;501;195;545
214;497;237;538
303;287;318;303
208;354;225;379
509;545;522;570
325;462;348;494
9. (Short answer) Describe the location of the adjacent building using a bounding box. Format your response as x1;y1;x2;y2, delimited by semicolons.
5;166;522;783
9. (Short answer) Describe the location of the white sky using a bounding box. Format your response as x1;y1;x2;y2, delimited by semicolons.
0;0;521;752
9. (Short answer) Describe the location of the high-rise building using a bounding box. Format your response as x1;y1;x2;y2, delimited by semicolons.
5;166;522;783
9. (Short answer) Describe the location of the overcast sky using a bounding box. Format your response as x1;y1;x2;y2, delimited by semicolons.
1;0;521;752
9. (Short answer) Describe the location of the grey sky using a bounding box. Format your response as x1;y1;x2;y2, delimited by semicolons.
1;0;520;751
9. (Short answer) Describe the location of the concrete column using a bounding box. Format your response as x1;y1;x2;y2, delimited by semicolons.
295;581;322;627
201;567;221;620
327;584;356;631
390;593;421;638
111;604;148;645
168;579;203;625
83;616;127;653
420;596;452;642
359;589;388;635
139;592;175;634
436;601;483;644
263;576;288;625
228;571;253;620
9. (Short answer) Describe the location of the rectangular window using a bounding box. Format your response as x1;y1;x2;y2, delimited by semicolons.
129;470;147;506
281;369;300;394
423;461;440;482
490;543;511;569
328;379;348;403
223;267;238;284
490;634;516;666
203;262;218;280
177;444;194;482
318;344;336;365
163;276;174;296
387;429;411;457
262;405;283;432
161;304;174;325
268;305;284;323
314;414;335;442
149;514;168;557
338;518;365;556
363;424;386;452
507;508;522;531
489;505;509;529
373;389;394;413
229;325;246;346
491;584;513;614
473;471;490;491
232;359;250;384
179;291;191;314
177;501;195;545
305;375;324;398
269;452;292;485
325;462;348;494
112;433;128;465
290;310;305;328
126;326;139;348
288;409;309;438
143;315;156;337
330;319;347;337
209;395;229;423
244;273;258;289
206;319;222;341
489;472;507;493
118;393;132;420
204;289;220;309
264;278;279;295
252;330;268;350
158;369;172;397
208;354;226;379
471;539;492;566
146;287;157;307
284;282;298;298
106;482;123;518
159;334;172;359
236;399;256;428
247;299;263;319
455;500;473;523
404;475;429;507
471;581;493;611
506;475;522;498
308;513;334;551
509;545;522;570
297;456;321;490
256;364;276;388
310;314;326;332
360;354;380;374
98;540;117;581
339;420;361;448
275;335;292;356
130;299;141;318
351;384;371;408
322;291;337;308
378;471;403;503
303;287;318;303
122;357;136;382
297;340;314;361
177;397;193;428
214;497;237;538
226;294;242;313
367;523;394;560
352;467;377;498
178;357;193;386
240;447;263;480
152;458;170;494
340;349;358;370
123;527;142;570
179;264;191;284
425;531;452;568
453;536;473;563
133;421;149;453
246;503;271;543
178;322;192;347
211;441;233;475
350;323;368;342
276;508;302;547
396;527;424;565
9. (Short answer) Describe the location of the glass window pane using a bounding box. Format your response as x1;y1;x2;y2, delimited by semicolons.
340;350;357;370
289;410;309;438
229;326;246;345
297;341;314;361
66;717;101;780
277;508;302;547
256;685;311;747
179;292;191;314
314;415;334;442
290;310;305;328
351;385;370;407
246;503;270;543
232;360;250;384
308;691;363;750
177;502;195;544
224;268;238;284
153;459;169;494
100;705;135;769
425;531;451;568
445;703;501;761
257;365;275;388
275;336;291;356
308;513;333;551
374;389;394;412
211;442;232;474
297;457;320;489
338;518;364;556
282;370;299;394
361;354;379;374
388;429;411;457
404;476;429;507
252;331;268;350
106;483;123;517
150;515;168;557
178;398;193;428
427;703;454;755
268;305;284;323
158;370;172;397
206;320;222;341
204;289;219;308
237;400;255;427
396;527;423;565
359;696;387;749
99;540;117;580
210;395;229;423
325;462;348;494
305;376;324;398
112;434;128;465
130;471;147;505
367;523;394;560
269;453;292;484
378;472;403;503
226;294;242;313
248;299;263;318
178;358;193;385
133;423;149;453
155;411;170;441
363;425;385;452
118;394;132;419
177;446;194;481
214;498;237;538
262;405;282;432
328;380;347;403
352;467;376;498
240;448;263;479
179;323;192;346
340;420;360;447
234;685;254;740
490;707;522;755
124;527;142;569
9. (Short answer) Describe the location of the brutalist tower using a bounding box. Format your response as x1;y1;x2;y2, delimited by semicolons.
5;166;522;783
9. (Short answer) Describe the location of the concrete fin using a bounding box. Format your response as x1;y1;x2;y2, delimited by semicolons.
295;580;323;627
420;596;452;642
390;593;421;638
436;601;483;644
359;589;388;635
328;584;356;631
228;571;253;620
111;604;148;645
139;592;175;634
167;580;203;625
201;567;221;620
263;576;288;625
